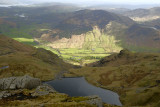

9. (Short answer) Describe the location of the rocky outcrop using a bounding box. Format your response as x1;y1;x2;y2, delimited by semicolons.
0;75;41;90
31;84;56;97
81;95;103;107
0;89;24;99
0;91;12;99
44;26;122;53
0;84;56;100
48;34;85;48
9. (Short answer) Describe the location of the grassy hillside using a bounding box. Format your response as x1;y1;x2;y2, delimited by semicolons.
103;22;160;53
0;7;160;66
142;18;160;30
122;24;160;52
0;88;117;107
65;50;160;106
55;9;134;38
0;34;119;107
0;34;72;81
37;26;122;65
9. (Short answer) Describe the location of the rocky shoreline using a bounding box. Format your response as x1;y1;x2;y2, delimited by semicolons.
0;75;104;107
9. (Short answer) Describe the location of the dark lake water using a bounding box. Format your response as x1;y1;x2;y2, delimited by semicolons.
45;77;122;106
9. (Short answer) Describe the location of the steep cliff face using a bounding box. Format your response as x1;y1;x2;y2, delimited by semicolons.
44;25;122;53
83;26;122;52
48;34;85;48
37;20;160;53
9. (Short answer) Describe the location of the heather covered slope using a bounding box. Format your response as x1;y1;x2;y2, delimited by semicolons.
121;24;160;52
0;34;116;107
0;34;72;81
54;9;134;37
1;6;160;65
65;50;160;106
123;7;160;22
37;9;160;53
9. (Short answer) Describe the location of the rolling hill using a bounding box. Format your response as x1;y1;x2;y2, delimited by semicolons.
30;9;160;65
123;7;160;22
121;24;160;52
0;3;160;107
0;34;72;81
0;5;160;65
54;9;134;37
65;49;160;106
142;18;160;30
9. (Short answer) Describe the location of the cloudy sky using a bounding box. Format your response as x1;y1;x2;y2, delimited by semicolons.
28;0;160;4
1;0;160;5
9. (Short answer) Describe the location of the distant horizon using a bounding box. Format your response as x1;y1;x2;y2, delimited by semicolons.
1;0;160;5
26;0;160;5
0;0;160;9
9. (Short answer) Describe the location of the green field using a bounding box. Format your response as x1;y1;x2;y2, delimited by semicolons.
34;26;123;65
36;45;110;65
0;24;122;65
0;23;51;45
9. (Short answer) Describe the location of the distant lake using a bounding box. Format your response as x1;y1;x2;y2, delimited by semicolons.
45;77;122;106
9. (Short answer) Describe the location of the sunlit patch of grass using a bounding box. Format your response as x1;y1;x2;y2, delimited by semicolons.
35;45;111;65
39;29;50;31
13;38;34;42
13;38;38;46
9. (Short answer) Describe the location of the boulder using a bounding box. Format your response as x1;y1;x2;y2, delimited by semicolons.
31;84;56;97
0;75;41;90
0;91;11;99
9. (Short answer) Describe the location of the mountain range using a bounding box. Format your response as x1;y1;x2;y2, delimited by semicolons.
0;3;160;107
122;7;160;22
0;5;160;54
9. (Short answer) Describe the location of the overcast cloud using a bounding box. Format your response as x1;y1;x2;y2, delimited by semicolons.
0;0;160;5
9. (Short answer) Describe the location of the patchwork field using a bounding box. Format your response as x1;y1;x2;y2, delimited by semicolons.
36;45;110;65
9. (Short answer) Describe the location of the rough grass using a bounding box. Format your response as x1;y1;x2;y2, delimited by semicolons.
0;35;72;81
64;50;160;106
0;89;97;107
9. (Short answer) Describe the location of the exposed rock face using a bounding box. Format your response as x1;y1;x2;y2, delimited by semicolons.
0;84;55;99
81;95;103;107
0;91;11;99
0;75;41;90
31;84;56;97
42;25;122;53
48;34;85;48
